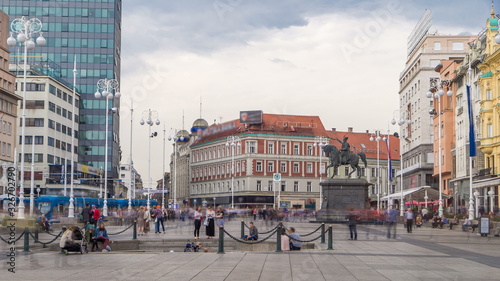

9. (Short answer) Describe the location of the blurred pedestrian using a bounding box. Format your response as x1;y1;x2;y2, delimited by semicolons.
346;209;358;240
205;205;215;239
194;206;202;239
384;205;398;239
405;208;414;233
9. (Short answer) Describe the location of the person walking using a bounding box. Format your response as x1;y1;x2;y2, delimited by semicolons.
136;206;146;236
405;208;414;233
384;205;398;239
205;205;215;239
81;204;92;227
346;209;358;240
193;206;203;239
216;206;225;228
153;205;165;234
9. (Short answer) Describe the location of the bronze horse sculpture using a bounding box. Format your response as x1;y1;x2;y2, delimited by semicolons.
322;144;367;178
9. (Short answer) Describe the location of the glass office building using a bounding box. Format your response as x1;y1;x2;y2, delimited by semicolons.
0;0;122;196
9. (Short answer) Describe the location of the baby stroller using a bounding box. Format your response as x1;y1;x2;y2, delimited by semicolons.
63;226;88;255
183;241;201;252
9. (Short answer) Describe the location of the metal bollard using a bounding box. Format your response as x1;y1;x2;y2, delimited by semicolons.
217;227;225;254
321;223;325;244
133;221;137;240
327;225;333;250
23;227;30;252
276;226;282;252
241;220;245;239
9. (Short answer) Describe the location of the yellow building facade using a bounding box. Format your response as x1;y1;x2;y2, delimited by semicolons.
477;9;500;213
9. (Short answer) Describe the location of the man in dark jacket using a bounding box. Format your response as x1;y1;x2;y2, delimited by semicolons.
82;204;92;226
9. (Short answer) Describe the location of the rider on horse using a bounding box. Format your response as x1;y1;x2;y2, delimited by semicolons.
335;137;350;165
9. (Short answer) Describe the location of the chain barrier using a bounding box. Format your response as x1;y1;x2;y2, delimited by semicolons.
28;230;63;245
14;232;24;243
224;228;278;244
0;234;8;243
107;223;134;235
283;232;323;243
259;224;281;235
44;230;60;237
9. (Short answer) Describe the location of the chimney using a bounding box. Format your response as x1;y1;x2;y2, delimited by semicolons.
332;128;336;132
348;127;353;132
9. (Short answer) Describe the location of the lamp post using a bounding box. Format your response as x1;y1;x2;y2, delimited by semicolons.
474;190;480;218
226;136;241;209
94;78;120;217
313;137;328;209
162;125;166;210
168;129;187;210
140;109;160;211
427;78;452;217
7;17;46;219
391;112;412;216
68;58;77;218
370;131;384;210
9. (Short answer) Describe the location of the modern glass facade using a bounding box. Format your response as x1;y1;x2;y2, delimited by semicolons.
1;0;122;195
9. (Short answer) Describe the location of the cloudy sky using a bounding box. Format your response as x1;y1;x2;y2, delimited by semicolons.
119;0;493;185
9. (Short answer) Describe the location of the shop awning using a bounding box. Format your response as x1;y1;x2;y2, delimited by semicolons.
381;186;448;201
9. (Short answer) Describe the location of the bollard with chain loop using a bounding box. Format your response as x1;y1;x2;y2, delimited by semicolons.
241;220;245;239
23;227;29;252
321;223;325;244
217;227;225;254
34;226;39;242
327;225;333;250
275;226;282;252
133;220;137;240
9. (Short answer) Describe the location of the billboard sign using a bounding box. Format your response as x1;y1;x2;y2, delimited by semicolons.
240;110;263;124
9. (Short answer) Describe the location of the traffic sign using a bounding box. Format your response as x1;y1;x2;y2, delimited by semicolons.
273;173;281;182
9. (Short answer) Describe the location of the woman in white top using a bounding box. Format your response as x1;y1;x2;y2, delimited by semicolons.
194;206;203;239
205;206;216;238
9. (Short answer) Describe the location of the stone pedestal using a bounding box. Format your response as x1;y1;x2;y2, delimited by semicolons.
316;178;371;223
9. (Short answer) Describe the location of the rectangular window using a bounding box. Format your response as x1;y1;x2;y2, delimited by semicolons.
256;180;262;191
281;143;287;154
452;42;464;50
268;181;273;191
487;90;492;100
280;162;286;173
281;181;286;192
20;135;33;145
433;42;441;50
488;124;493;138
256;161;262;172
268;142;274;154
24;118;44;127
293;162;299;173
293;181;299;192
294;144;299;155
48;137;54;147
247;141;257;153
307;144;313;156
306;163;312;173
25;100;45;109
34;136;43;145
267;161;274;173
307;182;312;192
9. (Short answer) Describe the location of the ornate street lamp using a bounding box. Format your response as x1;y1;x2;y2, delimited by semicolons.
226;136;241;209
391;113;412;216
95;78;120;217
7;17;46;219
313;137;328;209
140;109;160;211
427;78;453;217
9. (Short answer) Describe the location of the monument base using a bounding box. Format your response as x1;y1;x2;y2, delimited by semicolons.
316;178;371;223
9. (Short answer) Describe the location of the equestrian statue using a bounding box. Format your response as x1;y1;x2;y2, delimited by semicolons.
322;137;367;178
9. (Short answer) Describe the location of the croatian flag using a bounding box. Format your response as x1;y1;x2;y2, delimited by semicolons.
385;138;393;181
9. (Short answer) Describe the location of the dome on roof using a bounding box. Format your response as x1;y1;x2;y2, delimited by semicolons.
191;118;208;133
176;130;190;142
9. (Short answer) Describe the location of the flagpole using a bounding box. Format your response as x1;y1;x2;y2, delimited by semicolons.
467;59;476;220
68;56;77;218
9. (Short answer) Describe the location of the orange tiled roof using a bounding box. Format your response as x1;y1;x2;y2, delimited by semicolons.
192;113;327;145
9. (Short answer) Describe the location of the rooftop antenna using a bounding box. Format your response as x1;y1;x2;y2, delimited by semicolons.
182;110;185;130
